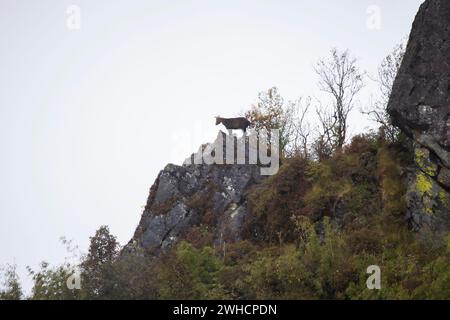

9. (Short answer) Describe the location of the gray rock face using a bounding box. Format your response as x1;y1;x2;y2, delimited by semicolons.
388;0;450;232
124;133;264;253
388;0;450;172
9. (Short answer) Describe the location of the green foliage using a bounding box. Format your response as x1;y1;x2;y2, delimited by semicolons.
245;87;290;156
303;135;381;223
236;135;448;300
156;242;224;299
245;87;309;157
246;134;383;243
378;146;407;220
80;225;120;299
244;156;310;243
103;251;159;299
20;133;450;300
220;217;449;300
0;264;23;300
28;262;80;300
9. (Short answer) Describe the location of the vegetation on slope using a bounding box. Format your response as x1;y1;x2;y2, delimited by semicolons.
2;133;448;300
1;45;449;300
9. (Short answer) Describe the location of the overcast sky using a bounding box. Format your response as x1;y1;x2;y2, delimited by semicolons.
0;0;424;294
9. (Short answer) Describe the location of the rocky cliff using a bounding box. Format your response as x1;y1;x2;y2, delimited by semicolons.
388;0;450;232
124;0;450;255
124;132;265;254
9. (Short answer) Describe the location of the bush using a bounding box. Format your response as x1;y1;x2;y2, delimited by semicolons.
244;156;311;243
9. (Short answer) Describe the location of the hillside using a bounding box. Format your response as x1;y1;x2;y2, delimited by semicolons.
2;0;449;301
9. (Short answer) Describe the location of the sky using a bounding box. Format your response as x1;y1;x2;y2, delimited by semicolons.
0;0;424;294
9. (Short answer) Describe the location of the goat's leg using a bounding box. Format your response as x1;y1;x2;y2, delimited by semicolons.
227;129;233;136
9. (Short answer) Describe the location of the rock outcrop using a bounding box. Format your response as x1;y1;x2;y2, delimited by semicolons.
388;0;450;232
124;132;265;254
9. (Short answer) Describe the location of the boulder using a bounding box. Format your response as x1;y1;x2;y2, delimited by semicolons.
388;0;450;232
388;0;450;169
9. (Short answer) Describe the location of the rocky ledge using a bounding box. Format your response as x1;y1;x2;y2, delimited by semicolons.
123;132;265;254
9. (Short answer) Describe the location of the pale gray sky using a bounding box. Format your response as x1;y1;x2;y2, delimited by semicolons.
0;0;423;294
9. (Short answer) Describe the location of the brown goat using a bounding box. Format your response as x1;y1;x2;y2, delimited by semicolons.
215;116;251;133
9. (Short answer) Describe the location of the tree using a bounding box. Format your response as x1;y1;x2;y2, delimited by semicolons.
245;87;312;158
289;97;312;159
245;87;287;153
363;43;405;142
80;225;120;299
314;49;365;151
0;264;22;300
156;242;224;299
28;261;80;300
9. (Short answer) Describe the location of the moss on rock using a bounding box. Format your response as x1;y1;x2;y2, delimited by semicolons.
415;148;437;177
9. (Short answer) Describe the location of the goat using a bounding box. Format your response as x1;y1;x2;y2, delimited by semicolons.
215;116;252;134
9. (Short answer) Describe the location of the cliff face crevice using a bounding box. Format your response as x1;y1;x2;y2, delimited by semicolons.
388;0;450;232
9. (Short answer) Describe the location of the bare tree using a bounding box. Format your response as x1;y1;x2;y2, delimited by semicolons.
314;48;365;151
289;97;312;159
311;104;333;161
363;43;405;142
